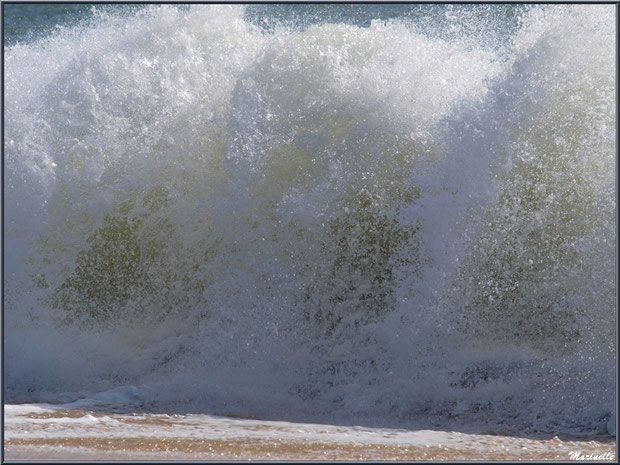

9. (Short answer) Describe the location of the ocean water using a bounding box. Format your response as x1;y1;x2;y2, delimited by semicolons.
4;403;615;461
3;3;616;438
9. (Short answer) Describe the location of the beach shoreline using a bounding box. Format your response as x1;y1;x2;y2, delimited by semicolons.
4;405;616;461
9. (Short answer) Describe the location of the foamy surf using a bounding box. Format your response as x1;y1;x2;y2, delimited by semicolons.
4;3;616;455
4;403;616;461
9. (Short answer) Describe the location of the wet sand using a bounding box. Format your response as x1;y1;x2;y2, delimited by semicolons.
4;405;616;461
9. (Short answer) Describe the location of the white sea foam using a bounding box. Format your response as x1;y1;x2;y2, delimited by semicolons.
4;4;615;435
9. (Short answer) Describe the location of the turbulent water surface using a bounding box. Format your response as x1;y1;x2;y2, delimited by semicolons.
4;3;617;441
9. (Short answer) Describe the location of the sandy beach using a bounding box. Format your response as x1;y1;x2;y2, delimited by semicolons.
4;404;616;461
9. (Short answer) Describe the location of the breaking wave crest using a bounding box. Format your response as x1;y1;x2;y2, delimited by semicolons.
4;4;616;434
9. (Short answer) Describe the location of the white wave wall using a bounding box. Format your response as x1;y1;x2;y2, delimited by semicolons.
4;5;616;433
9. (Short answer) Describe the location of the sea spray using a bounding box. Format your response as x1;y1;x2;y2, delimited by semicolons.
4;4;615;434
